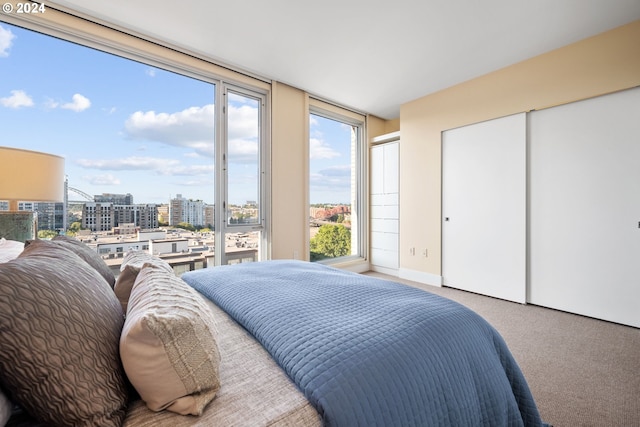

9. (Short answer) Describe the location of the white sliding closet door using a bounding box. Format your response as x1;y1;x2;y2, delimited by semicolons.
442;113;526;303
529;87;640;327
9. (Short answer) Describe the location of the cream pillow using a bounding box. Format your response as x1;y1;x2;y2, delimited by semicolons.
0;389;11;427
114;251;173;313
120;265;221;416
0;238;24;263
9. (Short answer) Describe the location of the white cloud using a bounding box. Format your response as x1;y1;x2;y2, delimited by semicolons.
76;156;180;171
45;93;92;112
145;68;156;77
43;98;59;109
226;104;261;163
0;90;34;109
84;174;121;186
61;93;91;112
124;104;215;156
311;165;351;187
0;25;15;58
228;138;258;163
75;156;213;177
124;102;262;162
310;138;340;159
177;178;212;187
310;165;352;203
318;165;351;177
228;104;259;140
163;164;214;177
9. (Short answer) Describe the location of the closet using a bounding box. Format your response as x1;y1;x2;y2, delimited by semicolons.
441;87;640;327
370;132;400;275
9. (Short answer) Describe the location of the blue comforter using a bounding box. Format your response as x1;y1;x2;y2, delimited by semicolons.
183;260;547;427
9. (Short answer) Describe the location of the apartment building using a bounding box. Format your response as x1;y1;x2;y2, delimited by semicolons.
169;194;208;227
82;202;158;232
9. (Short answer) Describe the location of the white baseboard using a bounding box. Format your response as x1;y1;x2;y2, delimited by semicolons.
333;259;370;274
398;268;443;287
370;265;399;276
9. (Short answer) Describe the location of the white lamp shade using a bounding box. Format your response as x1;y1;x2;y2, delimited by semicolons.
0;146;65;203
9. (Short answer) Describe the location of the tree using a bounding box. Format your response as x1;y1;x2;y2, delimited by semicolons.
68;221;82;233
176;222;195;231
310;224;351;261
37;229;58;239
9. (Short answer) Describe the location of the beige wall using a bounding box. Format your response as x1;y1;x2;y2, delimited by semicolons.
270;85;394;265
399;20;640;281
368;117;400;138
271;82;308;260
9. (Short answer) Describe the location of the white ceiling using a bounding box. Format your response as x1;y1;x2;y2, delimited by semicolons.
48;0;640;119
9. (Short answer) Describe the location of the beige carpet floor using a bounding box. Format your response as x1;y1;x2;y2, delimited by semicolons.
365;272;640;427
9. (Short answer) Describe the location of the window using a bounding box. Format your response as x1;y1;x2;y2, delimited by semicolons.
309;101;365;263
1;15;268;268
218;86;268;265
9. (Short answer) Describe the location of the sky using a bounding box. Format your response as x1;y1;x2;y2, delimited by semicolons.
0;21;354;206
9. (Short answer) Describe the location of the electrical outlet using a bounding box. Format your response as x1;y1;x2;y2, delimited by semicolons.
409;247;416;256
422;249;428;257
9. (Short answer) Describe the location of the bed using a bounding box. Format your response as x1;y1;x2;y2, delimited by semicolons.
0;240;548;427
181;260;548;427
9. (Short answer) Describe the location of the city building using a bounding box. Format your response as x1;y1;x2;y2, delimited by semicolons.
82;202;158;232
169;194;207;227
204;204;215;230
157;204;170;225
95;193;134;205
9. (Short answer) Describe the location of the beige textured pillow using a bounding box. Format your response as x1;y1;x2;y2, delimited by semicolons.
114;250;174;313
120;265;221;415
0;239;128;427
50;235;116;287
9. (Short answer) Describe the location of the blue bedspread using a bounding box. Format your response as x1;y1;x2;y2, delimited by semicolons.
183;260;547;427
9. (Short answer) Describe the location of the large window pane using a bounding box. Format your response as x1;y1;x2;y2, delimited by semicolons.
226;91;261;225
1;20;268;272
309;111;362;262
224;231;260;264
1;22;215;219
221;88;265;264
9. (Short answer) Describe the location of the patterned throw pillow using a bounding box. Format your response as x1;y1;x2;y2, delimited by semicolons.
0;239;128;427
50;235;116;287
114;250;174;313
120;265;221;415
